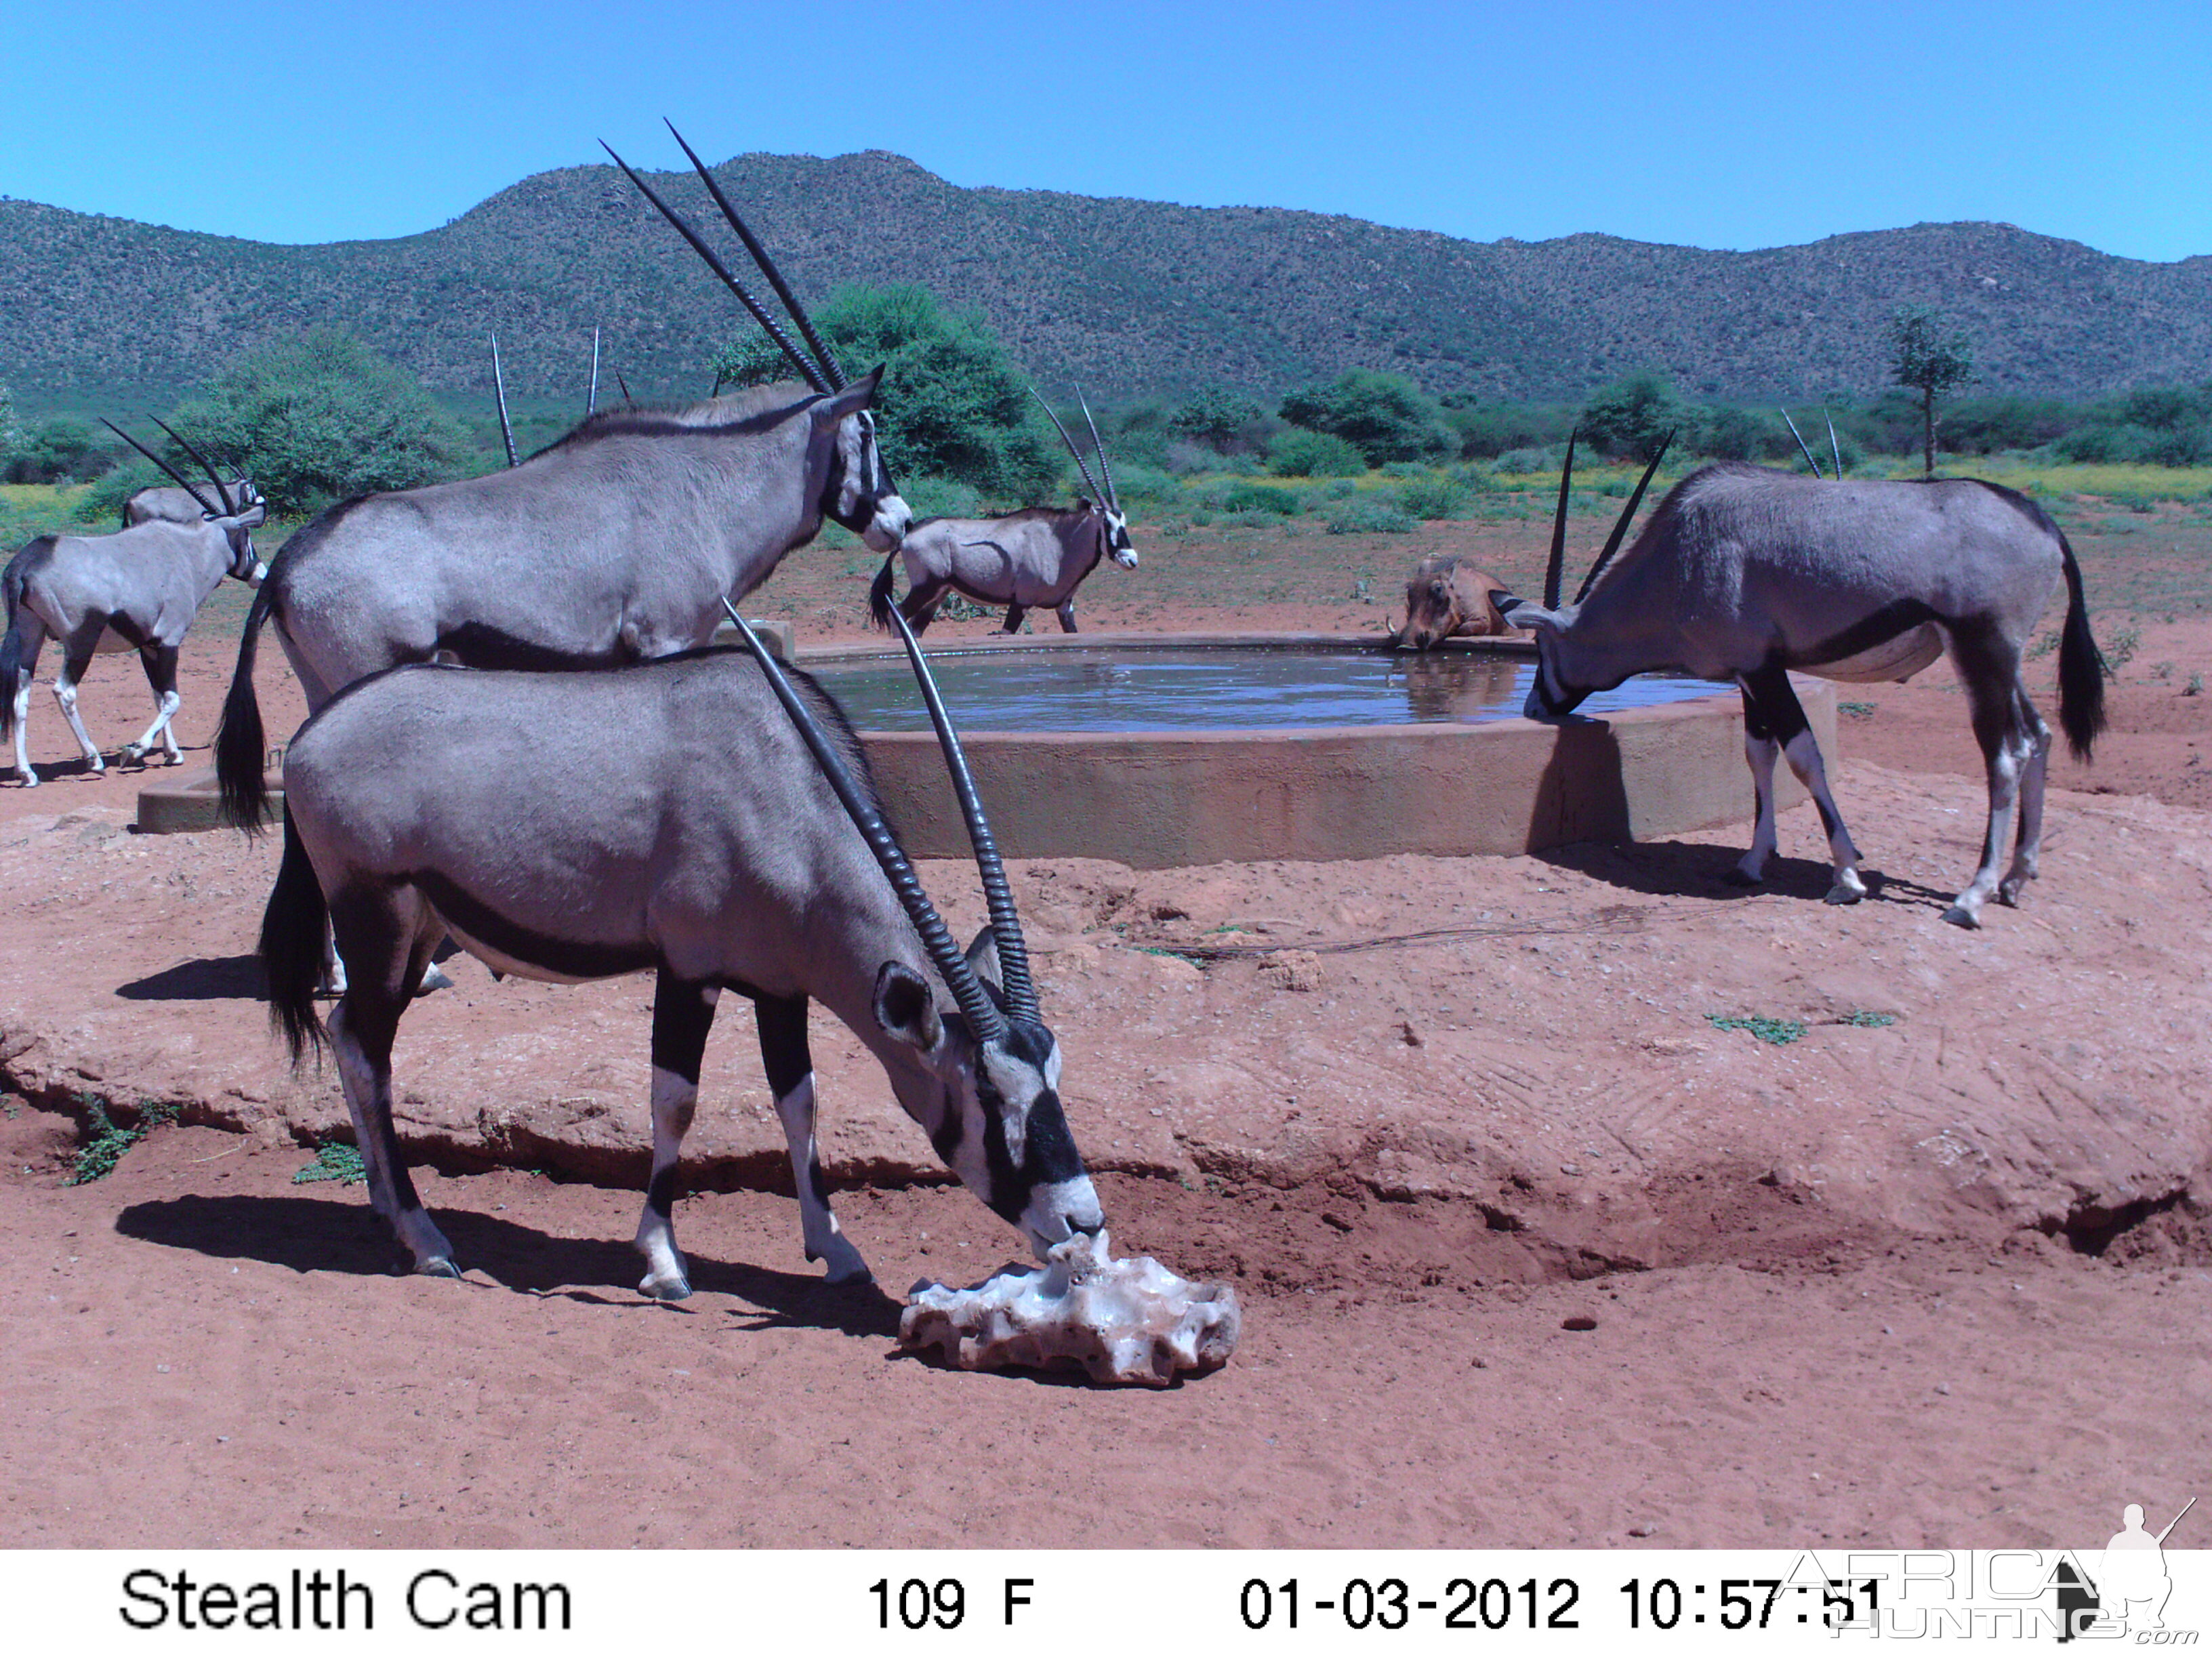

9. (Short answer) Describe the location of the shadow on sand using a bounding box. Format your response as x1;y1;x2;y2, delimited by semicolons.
113;1192;900;1340
1534;837;1960;914
117;954;268;1001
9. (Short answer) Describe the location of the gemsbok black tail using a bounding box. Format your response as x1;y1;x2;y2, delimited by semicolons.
2055;531;2106;762
214;583;276;832
0;537;50;745
260;806;329;1064
867;552;899;630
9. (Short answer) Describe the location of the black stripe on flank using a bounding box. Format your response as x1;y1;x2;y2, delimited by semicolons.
1793;599;1944;670
410;870;659;981
434;622;632;672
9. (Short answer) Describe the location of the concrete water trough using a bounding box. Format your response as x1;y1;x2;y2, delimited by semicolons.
138;631;1829;867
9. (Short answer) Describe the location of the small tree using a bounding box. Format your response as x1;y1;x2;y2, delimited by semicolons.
1169;388;1265;452
711;283;1057;499
1279;370;1453;466
163;326;466;514
1579;369;1688;462
1889;305;1974;478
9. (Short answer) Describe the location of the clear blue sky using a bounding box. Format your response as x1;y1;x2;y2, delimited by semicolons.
5;0;2207;262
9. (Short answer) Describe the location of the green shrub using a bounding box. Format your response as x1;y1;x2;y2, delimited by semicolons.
77;460;166;524
1222;483;1301;516
293;1142;368;1185
1580;369;1690;462
3;417;111;485
163;326;466;518
1267;426;1366;478
1324;496;1416;534
1280;370;1454;464
1395;475;1468;519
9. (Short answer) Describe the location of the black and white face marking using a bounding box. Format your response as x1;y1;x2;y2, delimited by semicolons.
871;962;1102;1260
1104;508;1136;569
831;409;912;552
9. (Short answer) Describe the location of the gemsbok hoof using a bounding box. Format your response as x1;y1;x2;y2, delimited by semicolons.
415;962;457;996
638;1273;692;1302
1940;903;1980;930
1823;880;1866;906
121;743;145;764
418;1257;462;1279
1723;867;1762;888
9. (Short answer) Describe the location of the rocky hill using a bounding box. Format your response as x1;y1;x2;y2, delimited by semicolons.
4;149;2207;408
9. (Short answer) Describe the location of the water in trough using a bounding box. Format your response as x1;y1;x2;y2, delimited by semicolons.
806;643;1732;732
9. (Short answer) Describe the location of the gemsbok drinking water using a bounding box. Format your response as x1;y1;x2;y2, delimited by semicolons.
259;603;1102;1294
1490;443;2106;928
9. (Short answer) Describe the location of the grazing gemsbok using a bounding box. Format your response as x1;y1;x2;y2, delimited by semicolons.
1490;443;2106;927
259;601;1103;1294
3;428;267;785
869;391;1135;634
214;125;912;833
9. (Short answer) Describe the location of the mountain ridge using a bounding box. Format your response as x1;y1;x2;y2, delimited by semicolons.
3;149;2207;409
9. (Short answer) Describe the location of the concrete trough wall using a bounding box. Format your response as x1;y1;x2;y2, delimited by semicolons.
861;681;1830;869
138;630;1829;868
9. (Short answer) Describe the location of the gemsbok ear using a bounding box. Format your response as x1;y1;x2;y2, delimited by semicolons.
964;927;1012;1004
873;961;944;1052
1491;590;1564;634
820;366;884;424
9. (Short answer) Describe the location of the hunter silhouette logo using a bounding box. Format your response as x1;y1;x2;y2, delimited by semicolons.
2057;1496;2195;1641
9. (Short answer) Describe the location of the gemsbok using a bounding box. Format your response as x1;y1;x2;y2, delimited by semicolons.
3;427;266;785
1490;441;2106;927
259;601;1102;1294
869;390;1135;634
215;124;911;834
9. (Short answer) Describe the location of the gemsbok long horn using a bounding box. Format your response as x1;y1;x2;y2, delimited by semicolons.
1076;387;1119;512
1544;429;1580;609
588;326;601;416
718;600;1006;1040
601;139;828;394
1575;431;1675;605
663;120;844;392
880;600;1038;1021
491;333;518;468
149;417;238;516
1825;409;1844;480
1029;388;1105;504
101;419;222;518
1781;409;1824;478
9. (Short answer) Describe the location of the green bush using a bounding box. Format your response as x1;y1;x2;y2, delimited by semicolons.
1394;475;1468;519
163;325;466;517
77;460;166;523
1280;369;1454;464
1580;369;1689;462
813;284;1060;501
1222;483;1301;516
1324;495;1416;534
1267;426;1366;477
1170;388;1265;447
3;417;111;485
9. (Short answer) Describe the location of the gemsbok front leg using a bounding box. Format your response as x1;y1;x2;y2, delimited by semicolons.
755;991;872;1284
1054;598;1080;633
1732;665;1864;904
52;626;107;776
634;972;718;1300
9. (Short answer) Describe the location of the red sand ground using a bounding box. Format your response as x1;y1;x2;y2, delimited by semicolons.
2;565;2209;1551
